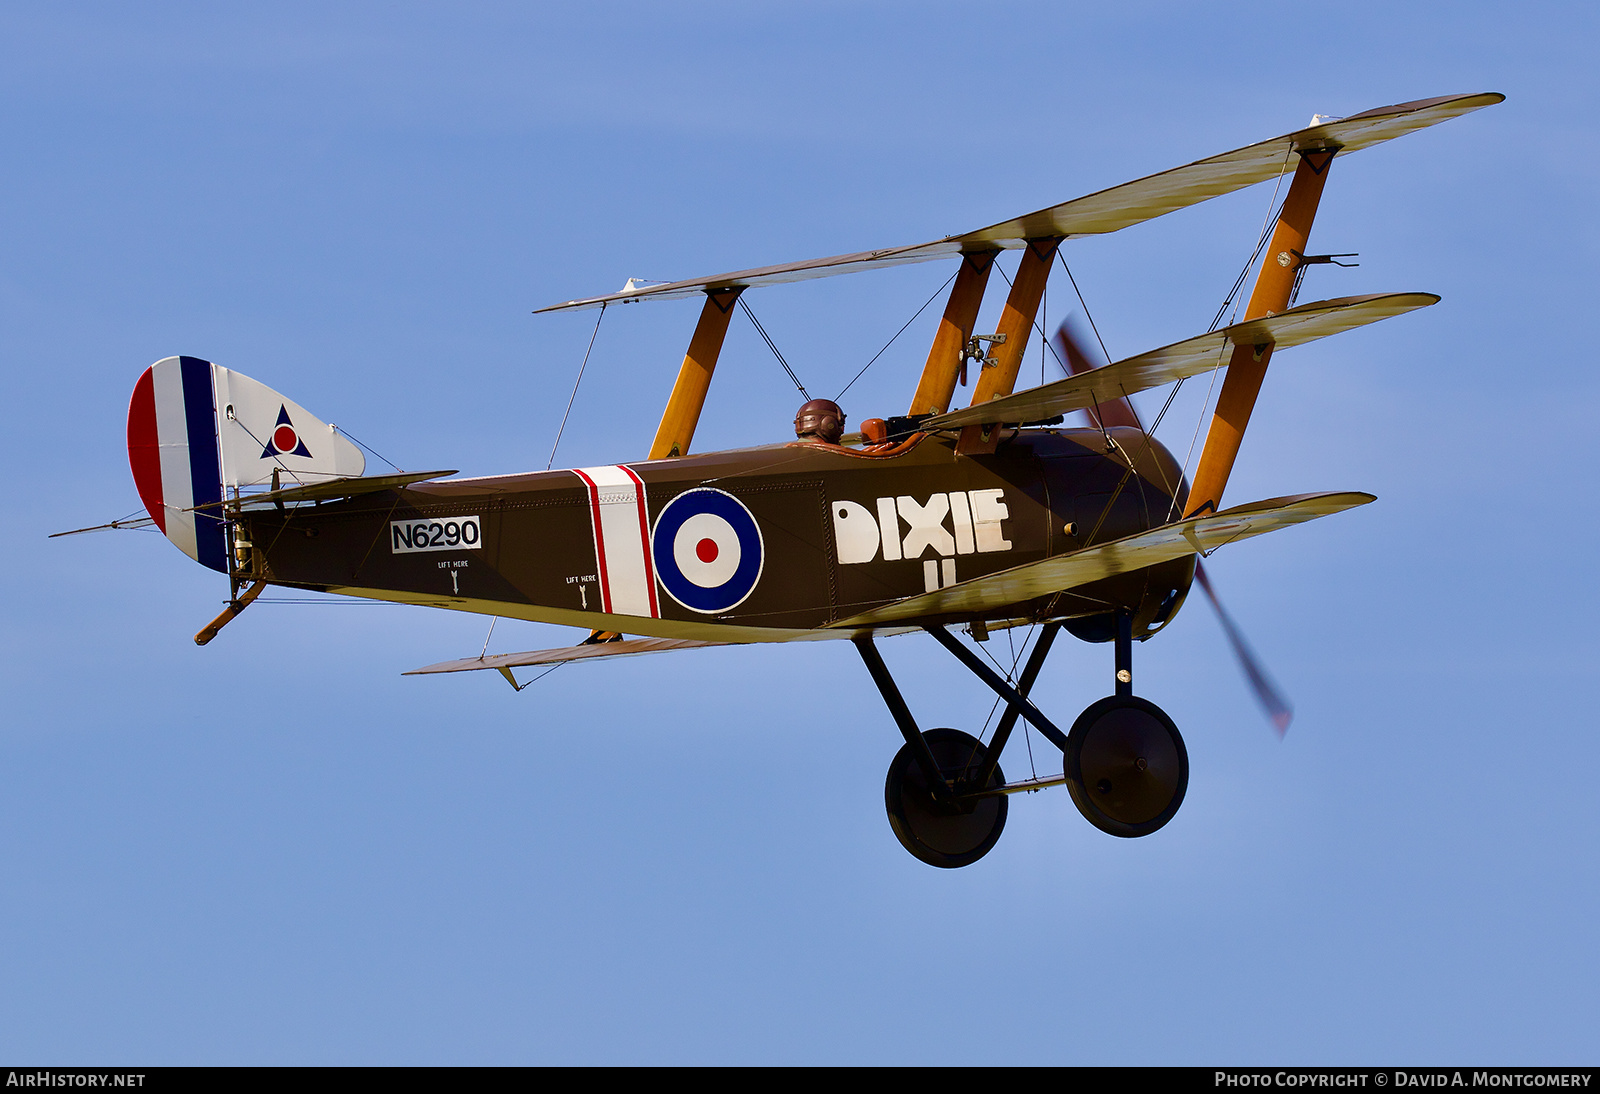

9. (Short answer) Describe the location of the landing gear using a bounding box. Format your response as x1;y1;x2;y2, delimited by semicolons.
1063;608;1188;837
855;608;1190;867
1063;696;1187;837
884;728;1007;869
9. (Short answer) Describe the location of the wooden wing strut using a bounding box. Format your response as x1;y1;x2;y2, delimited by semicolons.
957;237;1062;455
908;250;997;416
1185;149;1334;516
648;287;743;460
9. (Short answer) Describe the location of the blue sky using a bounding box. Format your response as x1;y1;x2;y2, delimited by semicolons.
2;1;1596;1064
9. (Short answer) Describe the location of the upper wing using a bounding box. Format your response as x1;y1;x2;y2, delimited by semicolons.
536;93;1501;313
925;293;1438;430
831;492;1374;628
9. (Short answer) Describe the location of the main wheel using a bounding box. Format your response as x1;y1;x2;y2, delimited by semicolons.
884;728;1008;869
1063;696;1188;838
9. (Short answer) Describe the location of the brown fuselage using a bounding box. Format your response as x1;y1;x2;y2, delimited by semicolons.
239;426;1194;643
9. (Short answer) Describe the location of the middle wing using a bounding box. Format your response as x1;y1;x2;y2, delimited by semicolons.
924;293;1437;429
831;491;1374;628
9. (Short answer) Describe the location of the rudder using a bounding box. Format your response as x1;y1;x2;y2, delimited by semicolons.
128;356;229;572
127;356;365;573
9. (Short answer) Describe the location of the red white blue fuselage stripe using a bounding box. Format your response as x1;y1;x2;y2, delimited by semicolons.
571;465;659;619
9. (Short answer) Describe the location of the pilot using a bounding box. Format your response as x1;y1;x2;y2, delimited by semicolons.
794;398;846;445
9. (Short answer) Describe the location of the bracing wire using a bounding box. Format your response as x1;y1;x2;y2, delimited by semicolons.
991;253;1115;447
1168;351;1227;522
835;269;957;401
506;661;566;692
1056;252;1114;366
1210;144;1295;332
990;260;1075;380
547;302;606;471
994;252;1116;444
972;624;1041;781
738;297;808;399
333;426;405;474
1161;145;1296;518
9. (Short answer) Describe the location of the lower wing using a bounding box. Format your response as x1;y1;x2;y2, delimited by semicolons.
830;491;1374;628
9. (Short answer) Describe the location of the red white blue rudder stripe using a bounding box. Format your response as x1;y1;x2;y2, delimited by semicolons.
127;356;230;572
651;488;763;614
572;465;660;619
127;357;366;574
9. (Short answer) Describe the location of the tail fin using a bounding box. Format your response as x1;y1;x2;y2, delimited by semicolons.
127;356;364;572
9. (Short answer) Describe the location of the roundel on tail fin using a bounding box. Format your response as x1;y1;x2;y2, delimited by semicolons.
212;367;362;486
126;356;366;575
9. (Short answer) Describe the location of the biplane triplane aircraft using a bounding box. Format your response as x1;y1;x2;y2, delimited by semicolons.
66;93;1501;867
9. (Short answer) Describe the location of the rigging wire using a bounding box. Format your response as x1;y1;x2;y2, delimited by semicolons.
1167;349;1228;523
547;302;606;471
835;269;957;401
737;297;808;399
995;255;1113;446
507;661;566;692
990;260;1076;380
1210;144;1295;331
1021;691;1038;780
1162;147;1295;519
1040;280;1046;387
999;250;1187;530
333;426;404;474
977;626;1030;737
972;624;1041;781
1006;625;1040;780
1056;253;1114;367
1079;377;1189;547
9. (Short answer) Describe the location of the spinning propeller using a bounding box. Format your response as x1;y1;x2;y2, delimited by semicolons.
1052;319;1294;735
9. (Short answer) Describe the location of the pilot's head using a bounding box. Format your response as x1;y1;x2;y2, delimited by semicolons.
794;398;846;445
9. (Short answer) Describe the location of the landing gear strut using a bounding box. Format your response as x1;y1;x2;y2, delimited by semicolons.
1063;611;1190;838
855;610;1189;867
855;638;1011;868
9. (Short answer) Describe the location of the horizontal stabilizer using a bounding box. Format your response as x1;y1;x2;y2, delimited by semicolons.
206;470;459;511
537;93;1500;312
831;491;1374;628
49;515;157;538
925;293;1437;430
405;636;738;676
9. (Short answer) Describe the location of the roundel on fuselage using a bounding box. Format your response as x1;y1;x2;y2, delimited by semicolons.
652;488;764;614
